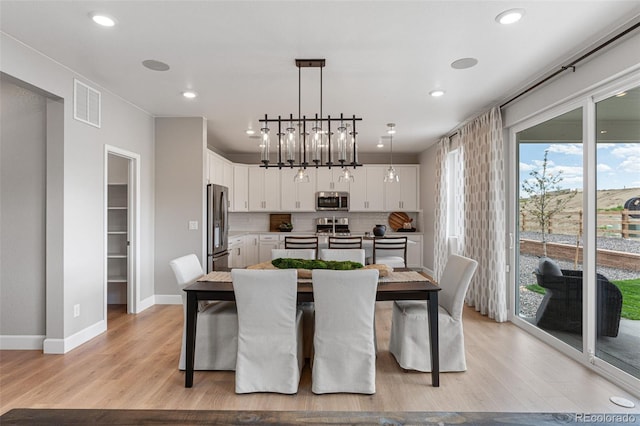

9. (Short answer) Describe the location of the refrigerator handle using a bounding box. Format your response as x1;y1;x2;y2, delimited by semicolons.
220;189;228;248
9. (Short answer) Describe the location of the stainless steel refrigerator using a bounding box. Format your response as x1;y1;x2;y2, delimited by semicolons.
206;183;229;272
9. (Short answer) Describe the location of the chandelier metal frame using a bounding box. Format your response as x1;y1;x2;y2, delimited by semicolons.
259;59;362;170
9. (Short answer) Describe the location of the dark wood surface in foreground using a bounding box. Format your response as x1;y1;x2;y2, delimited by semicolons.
0;408;588;425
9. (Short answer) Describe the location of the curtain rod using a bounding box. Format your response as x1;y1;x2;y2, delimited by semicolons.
499;20;640;109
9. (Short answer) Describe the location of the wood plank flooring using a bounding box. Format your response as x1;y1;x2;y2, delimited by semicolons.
1;303;638;415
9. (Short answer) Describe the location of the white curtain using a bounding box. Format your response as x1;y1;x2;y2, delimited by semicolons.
433;137;450;281
460;107;507;322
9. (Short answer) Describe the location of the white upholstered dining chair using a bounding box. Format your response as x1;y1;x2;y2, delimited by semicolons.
311;269;379;394
169;254;238;371
389;254;478;372
271;248;316;260
231;269;304;394
272;247;316;359
318;248;366;264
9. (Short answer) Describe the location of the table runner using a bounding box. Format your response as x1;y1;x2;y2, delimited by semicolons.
200;270;430;284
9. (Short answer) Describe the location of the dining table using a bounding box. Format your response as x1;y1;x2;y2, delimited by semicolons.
182;267;441;388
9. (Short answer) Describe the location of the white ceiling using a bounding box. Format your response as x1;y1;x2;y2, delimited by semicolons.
1;1;639;155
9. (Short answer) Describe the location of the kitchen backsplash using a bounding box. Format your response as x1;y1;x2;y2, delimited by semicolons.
229;211;419;233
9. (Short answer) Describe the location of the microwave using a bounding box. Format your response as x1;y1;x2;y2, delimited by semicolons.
316;191;349;211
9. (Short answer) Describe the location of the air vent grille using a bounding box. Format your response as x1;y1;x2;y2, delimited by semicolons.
74;79;101;128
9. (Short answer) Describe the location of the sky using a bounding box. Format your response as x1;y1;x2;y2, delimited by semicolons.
519;143;640;196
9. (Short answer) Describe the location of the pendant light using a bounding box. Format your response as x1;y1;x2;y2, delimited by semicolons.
384;123;399;182
257;59;362;181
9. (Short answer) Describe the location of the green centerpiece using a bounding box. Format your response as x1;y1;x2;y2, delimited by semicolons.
272;258;363;270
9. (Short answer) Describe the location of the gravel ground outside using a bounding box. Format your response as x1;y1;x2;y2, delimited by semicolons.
517;232;640;318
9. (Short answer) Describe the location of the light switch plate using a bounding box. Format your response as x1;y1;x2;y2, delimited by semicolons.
188;220;198;230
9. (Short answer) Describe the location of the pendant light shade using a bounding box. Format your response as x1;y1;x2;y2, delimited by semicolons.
293;167;310;183
338;167;355;182
383;123;399;182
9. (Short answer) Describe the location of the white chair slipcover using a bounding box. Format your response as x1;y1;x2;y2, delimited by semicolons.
231;269;303;394
318;248;366;264
271;248;316;260
389;254;478;372
272;248;315;359
169;254;238;371
311;269;379;394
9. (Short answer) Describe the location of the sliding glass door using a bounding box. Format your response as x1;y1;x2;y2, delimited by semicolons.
512;81;640;385
594;86;640;379
516;107;584;352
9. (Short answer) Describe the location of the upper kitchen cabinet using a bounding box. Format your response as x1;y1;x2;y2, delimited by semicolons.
349;165;385;211
316;167;350;192
384;165;419;211
207;150;233;189
232;164;249;212
281;168;317;211
248;166;280;211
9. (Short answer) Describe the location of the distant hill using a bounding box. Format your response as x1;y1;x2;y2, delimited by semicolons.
520;188;640;211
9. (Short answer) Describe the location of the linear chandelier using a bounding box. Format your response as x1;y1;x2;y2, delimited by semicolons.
259;59;362;181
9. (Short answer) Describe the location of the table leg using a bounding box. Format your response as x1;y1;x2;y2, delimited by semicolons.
185;291;197;388
427;292;439;387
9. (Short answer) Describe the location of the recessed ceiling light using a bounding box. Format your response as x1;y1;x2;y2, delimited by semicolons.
182;91;197;99
600;130;608;134
616;92;627;97
451;57;478;70
377;140;384;148
90;13;116;27
429;89;445;97
246;129;256;135
495;8;525;25
142;59;170;71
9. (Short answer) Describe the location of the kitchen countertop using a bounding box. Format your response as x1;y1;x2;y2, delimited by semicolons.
229;231;423;237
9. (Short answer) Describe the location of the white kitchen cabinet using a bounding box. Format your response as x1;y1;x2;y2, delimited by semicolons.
258;234;283;262
406;234;423;268
244;234;259;266
232;165;249;212
248;166;281;211
316;167;350;192
228;236;245;268
349;165;385;211
281;168;316;211
385;165;419;211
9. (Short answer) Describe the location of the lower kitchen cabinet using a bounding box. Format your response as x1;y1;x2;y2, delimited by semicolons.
244;234;259;266
406;234;423;268
258;234;283;263
228;236;245;269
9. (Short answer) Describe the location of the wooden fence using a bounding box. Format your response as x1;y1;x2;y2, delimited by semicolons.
520;209;640;239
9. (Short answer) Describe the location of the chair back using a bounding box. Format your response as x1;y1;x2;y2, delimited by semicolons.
311;269;379;394
319;248;366;264
328;236;362;249
372;237;408;266
271;248;316;260
284;236;319;250
231;269;301;393
438;254;478;320
169;254;204;288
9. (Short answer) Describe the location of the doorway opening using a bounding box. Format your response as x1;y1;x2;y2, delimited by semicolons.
105;146;140;323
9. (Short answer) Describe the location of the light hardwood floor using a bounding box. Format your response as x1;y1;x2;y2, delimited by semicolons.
1;303;638;415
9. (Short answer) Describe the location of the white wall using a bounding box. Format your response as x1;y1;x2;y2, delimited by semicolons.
419;144;438;272
154;117;207;298
0;33;155;352
0;78;47;338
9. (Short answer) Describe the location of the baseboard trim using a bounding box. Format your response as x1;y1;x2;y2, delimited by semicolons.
136;295;155;313
43;320;106;354
154;294;182;305
0;334;45;350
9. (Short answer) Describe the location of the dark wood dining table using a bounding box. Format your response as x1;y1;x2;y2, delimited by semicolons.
182;268;441;388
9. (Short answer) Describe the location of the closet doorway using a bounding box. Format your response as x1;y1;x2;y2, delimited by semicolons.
105;146;140;321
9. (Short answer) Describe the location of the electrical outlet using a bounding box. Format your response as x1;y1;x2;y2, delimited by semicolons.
188;220;198;230
73;304;80;318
